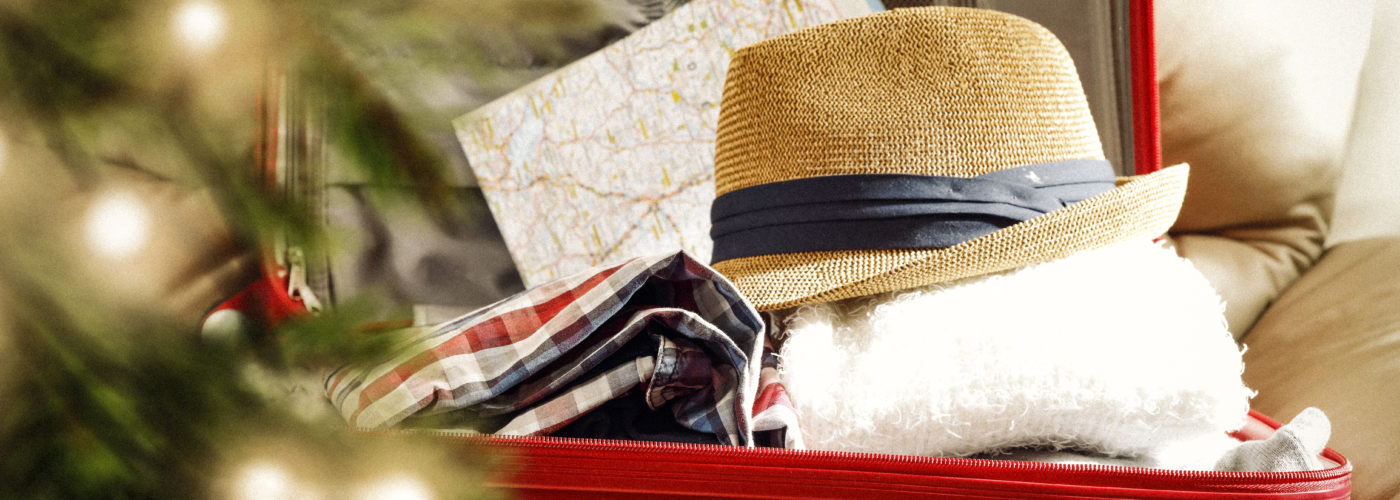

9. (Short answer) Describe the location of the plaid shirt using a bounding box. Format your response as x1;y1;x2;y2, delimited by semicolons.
325;251;799;447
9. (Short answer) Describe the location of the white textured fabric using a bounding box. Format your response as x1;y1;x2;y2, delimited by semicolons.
976;433;1242;470
776;239;1254;458
981;408;1332;472
1215;407;1331;472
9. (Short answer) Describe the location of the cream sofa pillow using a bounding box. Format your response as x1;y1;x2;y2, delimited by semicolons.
1330;0;1400;245
1156;0;1373;337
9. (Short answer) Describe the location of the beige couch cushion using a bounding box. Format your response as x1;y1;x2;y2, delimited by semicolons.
1156;0;1373;337
1242;237;1400;500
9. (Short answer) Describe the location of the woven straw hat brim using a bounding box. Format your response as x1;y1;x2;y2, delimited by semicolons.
712;164;1189;312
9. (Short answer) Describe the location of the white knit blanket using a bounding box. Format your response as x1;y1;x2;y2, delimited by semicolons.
776;240;1254;458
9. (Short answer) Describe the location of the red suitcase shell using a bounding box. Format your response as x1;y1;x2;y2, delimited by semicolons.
472;410;1349;499
214;270;1354;499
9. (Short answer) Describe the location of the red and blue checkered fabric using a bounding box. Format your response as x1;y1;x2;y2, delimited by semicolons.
325;251;798;447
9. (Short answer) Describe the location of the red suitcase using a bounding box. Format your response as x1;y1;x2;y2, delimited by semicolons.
470;410;1350;499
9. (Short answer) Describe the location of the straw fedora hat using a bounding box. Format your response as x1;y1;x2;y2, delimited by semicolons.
709;6;1189;312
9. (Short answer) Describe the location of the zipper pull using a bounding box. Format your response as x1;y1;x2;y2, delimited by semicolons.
286;246;324;314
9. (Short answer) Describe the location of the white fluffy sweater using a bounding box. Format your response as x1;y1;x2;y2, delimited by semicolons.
776;240;1254;458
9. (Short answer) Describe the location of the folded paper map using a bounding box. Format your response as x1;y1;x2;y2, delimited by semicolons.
455;0;870;286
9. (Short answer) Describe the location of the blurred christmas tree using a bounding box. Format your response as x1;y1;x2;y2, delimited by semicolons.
0;0;681;497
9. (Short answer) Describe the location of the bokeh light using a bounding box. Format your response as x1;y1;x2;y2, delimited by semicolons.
234;462;293;500
174;1;227;54
84;192;151;259
355;475;434;500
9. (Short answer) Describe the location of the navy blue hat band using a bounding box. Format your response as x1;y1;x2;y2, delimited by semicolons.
709;159;1116;263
